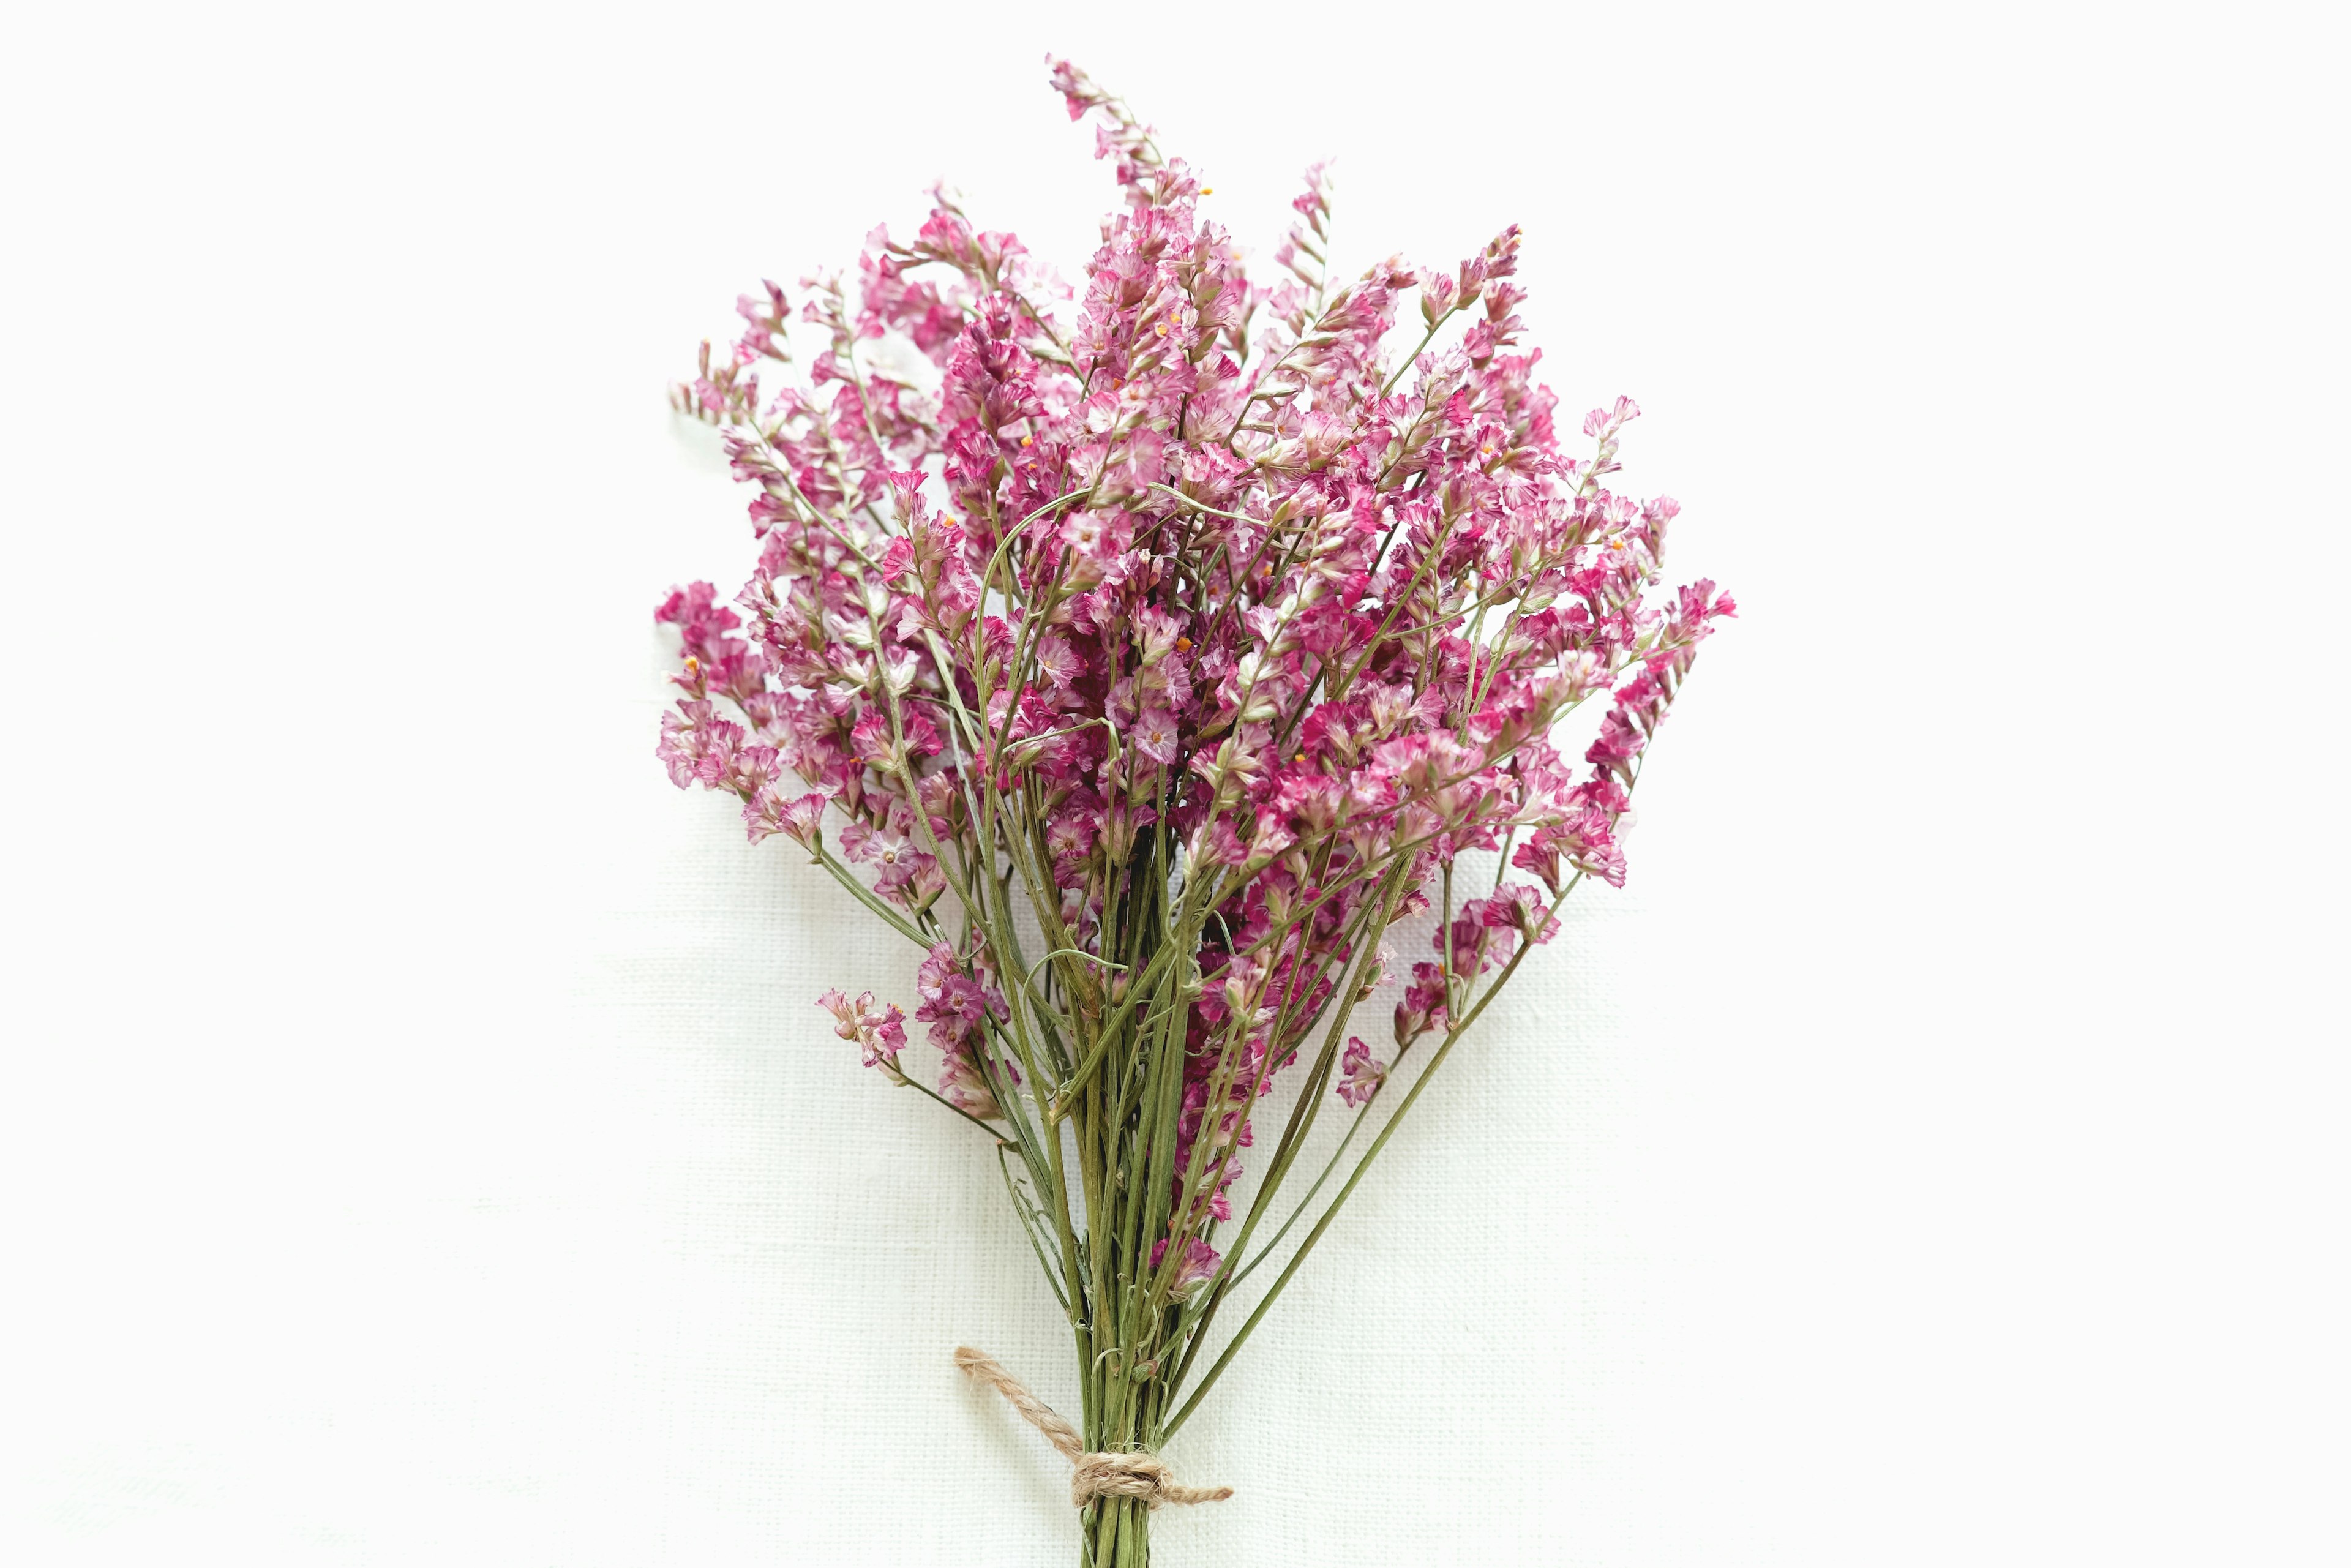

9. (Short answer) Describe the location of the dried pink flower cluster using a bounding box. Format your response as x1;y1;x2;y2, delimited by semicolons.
658;56;1728;1561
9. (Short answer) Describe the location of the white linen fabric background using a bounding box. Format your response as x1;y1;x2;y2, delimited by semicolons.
3;3;2344;1564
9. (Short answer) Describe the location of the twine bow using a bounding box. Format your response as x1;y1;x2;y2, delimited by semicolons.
954;1346;1235;1509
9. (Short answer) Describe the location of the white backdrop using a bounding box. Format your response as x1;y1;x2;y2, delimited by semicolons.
4;3;2345;1564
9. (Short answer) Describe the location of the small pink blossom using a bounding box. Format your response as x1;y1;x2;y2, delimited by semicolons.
1131;707;1180;767
939;1046;1004;1119
1395;962;1452;1049
746;787;829;849
817;989;908;1081
1336;1037;1388;1107
1151;1236;1223;1299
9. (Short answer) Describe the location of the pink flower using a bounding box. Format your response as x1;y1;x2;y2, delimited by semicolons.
1131;707;1180;767
939;1046;1004;1119
1336;1037;1388;1107
1033;632;1081;690
653;581;741;663
1151;1236;1223;1299
1582;395;1640;440
655;704;709;789
915;942;997;1042
1395;962;1452;1048
1059;509;1130;560
1439;906;1513;978
1483;882;1559;945
746;787;829;849
817;989;908;1081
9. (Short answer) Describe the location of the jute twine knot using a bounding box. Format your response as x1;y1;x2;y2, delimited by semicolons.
954;1346;1234;1510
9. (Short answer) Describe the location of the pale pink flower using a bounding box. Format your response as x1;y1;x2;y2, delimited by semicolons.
1335;1037;1388;1108
1151;1236;1223;1299
817;989;908;1081
939;1047;1004;1119
1131;707;1180;767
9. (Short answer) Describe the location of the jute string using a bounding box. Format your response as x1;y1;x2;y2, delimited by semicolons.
954;1346;1235;1509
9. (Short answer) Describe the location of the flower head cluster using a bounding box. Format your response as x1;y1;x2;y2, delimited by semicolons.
817;988;907;1081
657;59;1729;1400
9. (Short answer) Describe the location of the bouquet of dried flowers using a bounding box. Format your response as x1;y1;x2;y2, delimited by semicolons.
656;56;1731;1566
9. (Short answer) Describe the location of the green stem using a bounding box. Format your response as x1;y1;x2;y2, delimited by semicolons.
1160;905;1560;1437
809;848;930;947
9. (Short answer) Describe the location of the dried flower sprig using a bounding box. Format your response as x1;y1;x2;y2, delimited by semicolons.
658;55;1730;1565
